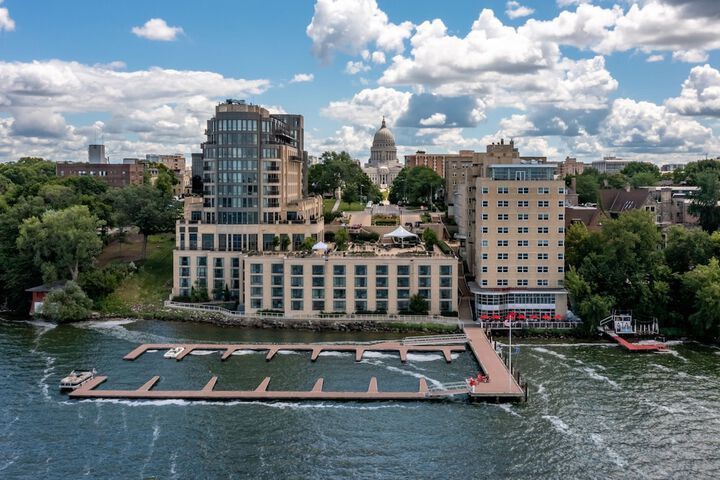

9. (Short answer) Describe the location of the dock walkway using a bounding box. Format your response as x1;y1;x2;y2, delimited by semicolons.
69;326;525;403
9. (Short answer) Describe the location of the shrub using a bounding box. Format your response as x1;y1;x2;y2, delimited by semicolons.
78;263;134;300
40;281;92;322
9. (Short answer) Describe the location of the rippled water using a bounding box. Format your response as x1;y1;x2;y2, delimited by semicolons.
1;318;718;479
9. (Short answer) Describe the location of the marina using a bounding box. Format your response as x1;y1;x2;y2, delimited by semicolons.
69;326;526;403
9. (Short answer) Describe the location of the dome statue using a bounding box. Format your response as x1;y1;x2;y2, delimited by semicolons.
363;117;404;191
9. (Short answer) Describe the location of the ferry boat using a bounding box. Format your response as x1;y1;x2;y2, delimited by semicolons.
59;369;96;392
164;347;185;359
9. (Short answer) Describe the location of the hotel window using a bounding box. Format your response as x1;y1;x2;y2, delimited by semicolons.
355;277;367;287
517;187;529;194
291;277;303;287
333;300;346;312
481;187;489;194
481;227;489;234
250;275;263;286
334;265;346;276
398;277;410;288
333;276;346;287
497;253;509;260
558;227;565;233
291;300;303;311
558;253;565;260
497;214;509;221
481;253;488;260
355;289;368;299
482;201;488;207
558;240;565;246
537;227;549;234
558;213;565;220
251;287;263;297
313;276;325;287
398;289;410;299
312;265;324;276
376;265;388;276
537;280;549;286
312;301;325;311
538;240;549;247
291;265;303;276
250;263;262;274
518;200;529;207
355;301;368;312
376;289;388;299
481;240;488;247
272;287;284;298
376;300;388;312
518;213;529;221
517;253;529;260
559;187;565;194
333;289;346;299
481;266;488;273
497;200;509;207
497;279;509;286
517;240;529;247
497;227;509;234
482;214;489;220
517;266;528;273
419;265;431;276
558;266;565;273
497;240;509;247
537;266;549;273
397;265;410;276
538;200;549;208
558;201;565;207
518;227;529;234
291;288;303;299
538;213;549;220
517;279;528;286
355;265;367;276
537;253;549;260
497;266;508;273
497;186;509;194
538;187;550;194
440;265;452;276
376;276;388;287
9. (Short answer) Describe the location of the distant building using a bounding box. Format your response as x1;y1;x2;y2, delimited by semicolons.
557;157;585;176
146;154;187;197
591;156;630;174
660;163;684;173
599;186;699;228
55;161;144;188
404;151;447;178
191;152;203;195
363;118;403;190
88;144;108;164
565;206;604;232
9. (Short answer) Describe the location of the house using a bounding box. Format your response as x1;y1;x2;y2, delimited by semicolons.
25;281;67;316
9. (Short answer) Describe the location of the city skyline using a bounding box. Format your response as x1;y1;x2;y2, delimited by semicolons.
1;0;720;164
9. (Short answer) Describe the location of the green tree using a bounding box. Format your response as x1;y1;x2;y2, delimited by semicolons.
308;151;381;203
688;172;720;232
674;159;720;186
155;164;179;197
408;294;429;315
40;281;93;322
629;171;660;188
422;228;438;250
280;234;290;251
682;258;720;339
17;205;103;282
334;228;349;251
574;173;600;204
109;185;181;258
621;162;661;180
272;235;280;251
565;268;615;334
664;226;713;273
300;236;316;251
389;166;444;206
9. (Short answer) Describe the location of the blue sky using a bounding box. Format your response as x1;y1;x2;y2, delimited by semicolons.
1;0;720;164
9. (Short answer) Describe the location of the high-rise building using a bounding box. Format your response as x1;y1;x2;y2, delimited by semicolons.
469;162;567;320
591;156;630;174
146;154;187;196
556;156;585;176
191;153;203;195
404;151;447;178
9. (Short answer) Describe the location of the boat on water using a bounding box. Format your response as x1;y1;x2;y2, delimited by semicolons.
59;369;96;392
164;347;185;359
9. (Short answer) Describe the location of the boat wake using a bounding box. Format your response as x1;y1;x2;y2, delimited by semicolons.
62;398;419;410
360;359;445;390
542;415;571;435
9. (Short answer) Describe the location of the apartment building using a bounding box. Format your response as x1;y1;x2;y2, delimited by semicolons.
404;151;447;178
556;156;585;176
55;161;144;187
469;162;567;319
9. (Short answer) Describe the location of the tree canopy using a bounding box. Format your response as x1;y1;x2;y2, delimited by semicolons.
17;205;104;283
388;166;444;207
40;281;93;323
308;151;382;203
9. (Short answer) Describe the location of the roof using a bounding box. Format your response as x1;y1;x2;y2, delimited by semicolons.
383;226;418;239
25;281;67;293
599;189;651;214
565;206;604;231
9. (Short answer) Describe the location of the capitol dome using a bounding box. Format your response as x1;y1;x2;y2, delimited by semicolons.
372;117;396;148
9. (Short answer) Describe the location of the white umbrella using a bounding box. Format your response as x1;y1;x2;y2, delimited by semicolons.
312;241;329;251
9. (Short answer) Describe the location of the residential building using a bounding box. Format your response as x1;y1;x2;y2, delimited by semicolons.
557;156;585;176
191;152;203;195
173;245;458;316
468;162;568;320
599;186;699;228
565;205;604;232
146;154;188;197
404;151;447;178
55;161;144;187
363;118;404;190
591;156;630;174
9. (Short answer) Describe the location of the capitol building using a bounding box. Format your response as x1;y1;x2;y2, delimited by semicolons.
364;118;404;190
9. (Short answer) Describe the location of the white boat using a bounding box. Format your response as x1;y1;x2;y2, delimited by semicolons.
59;369;96;392
164;347;185;359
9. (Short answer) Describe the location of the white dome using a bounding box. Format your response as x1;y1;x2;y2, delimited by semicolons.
372;117;395;147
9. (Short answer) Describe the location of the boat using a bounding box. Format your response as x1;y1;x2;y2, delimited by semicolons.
59;369;96;392
164;347;185;359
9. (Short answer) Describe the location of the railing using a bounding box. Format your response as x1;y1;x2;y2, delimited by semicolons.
426;382;470;396
164;300;460;325
401;334;468;345
479;321;581;330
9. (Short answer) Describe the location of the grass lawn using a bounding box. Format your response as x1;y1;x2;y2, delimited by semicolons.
323;198;338;214
98;233;175;315
323;198;366;214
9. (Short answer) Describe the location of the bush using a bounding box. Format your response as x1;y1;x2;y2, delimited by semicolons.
351;231;379;243
40;281;93;322
78;263;135;300
324;231;336;242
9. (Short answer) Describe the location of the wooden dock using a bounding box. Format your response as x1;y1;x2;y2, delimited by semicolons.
68;326;525;403
601;328;668;352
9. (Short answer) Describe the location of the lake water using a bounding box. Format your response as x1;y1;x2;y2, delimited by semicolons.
1;318;718;479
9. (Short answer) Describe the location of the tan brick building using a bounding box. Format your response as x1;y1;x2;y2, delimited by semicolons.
55;162;144;187
404;151;447;177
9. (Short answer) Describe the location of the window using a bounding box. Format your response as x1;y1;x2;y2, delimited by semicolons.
559;187;565;194
518;213;529;221
497;186;509;194
538;187;550;194
497;200;509;207
419;265;431;276
497;266;508;273
558;227;565;233
497;227;509;234
517;253;529;260
481;227;488;234
517;279;528;286
481;240;488;247
334;265;345;276
537;227;549;234
333;300;346;312
376;265;388;276
558;253;565;260
538;213;549;220
558;266;565;273
355;277;367;287
312;265;324;276
291;265;303;276
537;253;549;260
481;266;488;273
558;213;565;220
398;277;410;287
312;277;324;287
481;213;489;221
538;200;549;208
376;277;388;287
482;200;488;207
518;200;529;208
558;240;565;246
397;265;410;276
497;253;509;260
497;214;509;221
517;227;529;234
312;300;325;311
558;201;565;208
375;300;388;312
481;253;488;260
497;279;508;286
517;187;529;194
333;289;346;299
291;300;303;311
537;279;549;286
250;263;262;274
517;240;529;247
291;277;303;287
537;266;549;273
517;266;528;273
355;265;367;276
538;240;549;247
497;240;508;247
481;187;489;194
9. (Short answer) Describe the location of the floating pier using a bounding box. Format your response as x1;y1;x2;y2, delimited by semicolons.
69;326;525;403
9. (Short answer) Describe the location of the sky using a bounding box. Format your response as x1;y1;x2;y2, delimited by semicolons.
1;0;720;165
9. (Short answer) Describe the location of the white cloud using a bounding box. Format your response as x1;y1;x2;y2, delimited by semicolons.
309;125;372;157
0;60;269;161
671;49;708;63
290;73;314;83
646;54;664;62
0;0;14;32
371;51;386;64
419;113;447;126
506;1;534;20
131;18;183;41
666;64;720;116
321;87;412;127
306;0;413;62
344;61;370;75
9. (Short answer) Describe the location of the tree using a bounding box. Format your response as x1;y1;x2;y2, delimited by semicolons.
673;159;720;186
408;294;429;315
389;166;444;206
17;205;103;282
574;173;600;204
280;234;290;251
155;164;179;197
109;185;181;258
334;228;349;251
565;268;615;334
300;236;315;251
688;172;720;232
40;281;93;323
629;171;660;188
664;226;713;273
565;222;591;269
621;162;661;180
308;151;381;203
272;235;280;251
422;228;438;251
682;258;720;339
